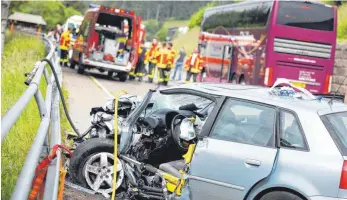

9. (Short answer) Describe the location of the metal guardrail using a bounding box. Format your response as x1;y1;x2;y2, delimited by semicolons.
1;36;62;200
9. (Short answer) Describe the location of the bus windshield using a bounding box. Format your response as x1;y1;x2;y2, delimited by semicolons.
276;1;334;31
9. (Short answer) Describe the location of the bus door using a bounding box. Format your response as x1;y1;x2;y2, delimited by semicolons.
252;48;262;85
220;45;233;83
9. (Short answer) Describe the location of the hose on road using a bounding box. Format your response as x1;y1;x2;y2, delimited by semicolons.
41;58;81;137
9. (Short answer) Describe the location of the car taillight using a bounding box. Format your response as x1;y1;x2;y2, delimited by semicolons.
264;67;274;86
340;160;347;189
323;74;332;94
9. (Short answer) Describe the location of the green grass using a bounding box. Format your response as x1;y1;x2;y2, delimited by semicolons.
1;33;70;199
162;20;189;29
172;27;200;55
337;4;347;42
143;19;189;28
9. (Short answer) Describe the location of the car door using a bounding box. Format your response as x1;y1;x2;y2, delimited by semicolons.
188;98;278;200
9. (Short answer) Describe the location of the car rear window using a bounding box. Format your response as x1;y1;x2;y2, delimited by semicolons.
322;112;347;155
276;1;334;31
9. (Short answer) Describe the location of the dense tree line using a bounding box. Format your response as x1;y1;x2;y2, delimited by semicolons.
63;1;213;22
9;1;82;30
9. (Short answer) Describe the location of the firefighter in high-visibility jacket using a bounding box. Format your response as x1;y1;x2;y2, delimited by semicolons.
184;48;203;83
167;42;177;69
156;43;172;85
130;41;147;81
144;38;160;83
59;27;72;67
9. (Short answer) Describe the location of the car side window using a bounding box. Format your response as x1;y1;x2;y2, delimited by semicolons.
280;111;307;150
210;99;276;147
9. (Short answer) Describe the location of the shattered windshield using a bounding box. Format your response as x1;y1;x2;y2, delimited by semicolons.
149;91;213;113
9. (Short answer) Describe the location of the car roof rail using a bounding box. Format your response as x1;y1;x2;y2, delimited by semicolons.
269;78;316;100
314;93;345;103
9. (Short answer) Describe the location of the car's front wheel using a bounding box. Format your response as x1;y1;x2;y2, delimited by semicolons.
260;191;303;200
69;138;125;196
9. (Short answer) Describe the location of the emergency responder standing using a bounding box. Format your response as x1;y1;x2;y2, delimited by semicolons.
59;26;72;67
156;43;171;85
134;41;147;81
184;48;203;83
145;38;160;83
166;42;177;84
167;42;177;68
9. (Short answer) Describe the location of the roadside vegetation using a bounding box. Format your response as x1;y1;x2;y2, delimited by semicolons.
1;33;70;199
337;3;347;42
10;1;82;30
173;27;200;55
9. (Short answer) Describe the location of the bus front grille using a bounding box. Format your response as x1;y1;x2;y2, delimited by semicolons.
274;38;332;59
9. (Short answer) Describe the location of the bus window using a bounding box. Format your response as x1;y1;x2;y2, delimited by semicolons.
202;2;272;33
276;1;334;31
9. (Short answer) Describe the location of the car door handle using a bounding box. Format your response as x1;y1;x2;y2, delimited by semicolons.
245;159;261;167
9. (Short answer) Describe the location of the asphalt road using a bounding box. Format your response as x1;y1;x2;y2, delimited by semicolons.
62;67;184;135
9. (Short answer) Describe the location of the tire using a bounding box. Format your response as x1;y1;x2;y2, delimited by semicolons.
77;57;85;74
70;138;125;196
69;59;76;69
260;191;303;200
118;72;128;82
107;71;114;78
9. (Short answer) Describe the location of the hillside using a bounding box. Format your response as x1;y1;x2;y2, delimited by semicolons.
172;27;200;55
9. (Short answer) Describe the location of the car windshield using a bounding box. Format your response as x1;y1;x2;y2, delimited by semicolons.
322;111;347;155
149;91;213;113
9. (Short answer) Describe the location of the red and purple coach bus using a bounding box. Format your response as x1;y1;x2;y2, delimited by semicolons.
199;0;337;94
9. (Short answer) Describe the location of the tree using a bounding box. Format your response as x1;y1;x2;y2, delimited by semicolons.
188;2;217;28
12;2;82;30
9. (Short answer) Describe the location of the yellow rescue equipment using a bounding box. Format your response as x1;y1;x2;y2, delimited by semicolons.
111;90;128;200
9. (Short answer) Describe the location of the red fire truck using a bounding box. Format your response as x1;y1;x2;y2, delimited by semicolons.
71;4;145;82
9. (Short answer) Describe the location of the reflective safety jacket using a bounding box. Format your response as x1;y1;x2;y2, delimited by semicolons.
156;48;172;69
184;53;203;73
145;44;159;64
116;33;127;53
138;46;147;62
59;30;71;50
168;47;177;68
